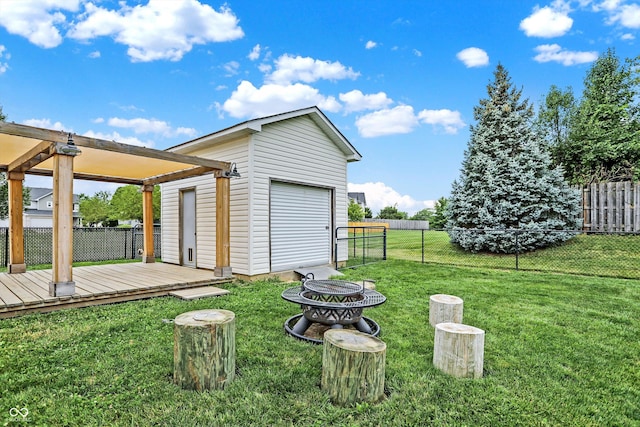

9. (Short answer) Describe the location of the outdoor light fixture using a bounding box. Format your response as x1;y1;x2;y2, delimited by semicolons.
224;162;241;178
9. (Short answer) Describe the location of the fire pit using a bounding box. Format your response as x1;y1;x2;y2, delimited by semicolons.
281;274;386;344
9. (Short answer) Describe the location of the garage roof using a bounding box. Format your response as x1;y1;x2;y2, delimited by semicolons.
0;122;231;185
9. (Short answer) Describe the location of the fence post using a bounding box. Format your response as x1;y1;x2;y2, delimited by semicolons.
3;228;7;267
362;227;366;265
422;229;425;264
383;228;387;261
514;229;520;271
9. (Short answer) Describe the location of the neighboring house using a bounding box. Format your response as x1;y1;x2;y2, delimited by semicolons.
0;187;81;228
161;107;361;278
348;192;367;208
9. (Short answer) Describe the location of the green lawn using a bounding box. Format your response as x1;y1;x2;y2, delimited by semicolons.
1;260;638;426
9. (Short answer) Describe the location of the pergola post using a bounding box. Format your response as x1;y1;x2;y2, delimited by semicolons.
214;173;232;277
49;144;81;297
142;184;155;263
8;172;26;274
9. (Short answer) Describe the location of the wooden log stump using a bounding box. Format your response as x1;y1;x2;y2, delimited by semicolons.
429;294;463;327
321;329;386;405
433;322;484;378
174;309;236;391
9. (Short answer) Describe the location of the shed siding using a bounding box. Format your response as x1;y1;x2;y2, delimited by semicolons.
252;115;348;272
162;137;251;274
162;113;351;277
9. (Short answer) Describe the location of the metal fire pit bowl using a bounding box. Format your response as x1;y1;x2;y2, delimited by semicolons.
300;290;365;325
281;277;386;344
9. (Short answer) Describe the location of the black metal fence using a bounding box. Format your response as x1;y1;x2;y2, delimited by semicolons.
336;226;640;280
1;226;161;267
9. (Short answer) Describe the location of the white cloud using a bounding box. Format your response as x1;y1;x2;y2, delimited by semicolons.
223;60;240;76
23;118;67;131
88;50;100;58
92;117;104;124
267;54;360;85
0;45;8;74
533;44;598;65
456;47;489;67
413;49;422;57
67;1;244;62
355;105;419;138
0;0;79;48
348;182;435;216
621;33;635;40
248;44;261;60
417;109;466;134
365;40;377;49
355;105;465;138
221;80;341;119
82;130;154;148
107;117;197;138
520;5;573;37
339;90;393;113
607;3;640;28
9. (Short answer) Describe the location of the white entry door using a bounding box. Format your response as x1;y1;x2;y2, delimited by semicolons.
181;189;196;267
270;182;331;271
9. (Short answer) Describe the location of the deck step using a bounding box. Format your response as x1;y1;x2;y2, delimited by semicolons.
170;286;230;300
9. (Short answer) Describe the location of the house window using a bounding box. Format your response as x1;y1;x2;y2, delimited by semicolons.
73;204;79;212
46;201;53;209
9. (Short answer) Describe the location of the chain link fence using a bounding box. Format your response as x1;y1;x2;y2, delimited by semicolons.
336;227;640;280
1;226;161;267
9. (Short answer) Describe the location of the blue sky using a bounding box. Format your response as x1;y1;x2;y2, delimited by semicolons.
1;0;639;215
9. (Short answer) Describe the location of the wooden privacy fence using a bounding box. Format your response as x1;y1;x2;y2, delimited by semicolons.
579;182;640;232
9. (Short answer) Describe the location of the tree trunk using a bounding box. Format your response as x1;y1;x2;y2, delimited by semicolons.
174;309;236;391
429;294;463;327
321;329;386;405
433;322;484;378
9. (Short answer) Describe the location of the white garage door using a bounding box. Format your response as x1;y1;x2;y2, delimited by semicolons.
270;182;331;271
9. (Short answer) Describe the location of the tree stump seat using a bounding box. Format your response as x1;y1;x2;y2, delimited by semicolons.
429;294;463;327
173;309;236;391
433;322;484;378
321;329;386;405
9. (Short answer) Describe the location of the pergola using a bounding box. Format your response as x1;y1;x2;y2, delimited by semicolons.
0;121;236;297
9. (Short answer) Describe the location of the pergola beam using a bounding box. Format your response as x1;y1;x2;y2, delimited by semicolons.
143;166;215;186
0;122;230;171
7;140;56;173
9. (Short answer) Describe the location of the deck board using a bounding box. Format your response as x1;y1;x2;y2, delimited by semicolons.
0;262;232;318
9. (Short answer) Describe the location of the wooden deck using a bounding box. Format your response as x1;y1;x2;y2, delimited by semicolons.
0;262;233;318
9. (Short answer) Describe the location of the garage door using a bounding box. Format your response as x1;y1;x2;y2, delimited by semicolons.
270;182;331;271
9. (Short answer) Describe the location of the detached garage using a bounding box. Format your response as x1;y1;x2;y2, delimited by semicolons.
161;107;361;278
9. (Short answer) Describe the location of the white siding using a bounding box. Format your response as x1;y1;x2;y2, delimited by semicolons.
162;137;251;274
253;115;348;272
162;113;352;276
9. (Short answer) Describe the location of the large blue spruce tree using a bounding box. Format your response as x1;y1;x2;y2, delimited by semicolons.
447;64;581;253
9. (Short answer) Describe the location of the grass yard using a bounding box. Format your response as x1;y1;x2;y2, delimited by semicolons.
1;260;639;426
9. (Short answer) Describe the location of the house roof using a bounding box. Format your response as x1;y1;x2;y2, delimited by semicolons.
348;192;367;205
28;187;80;203
0;122;233;185
168;106;362;162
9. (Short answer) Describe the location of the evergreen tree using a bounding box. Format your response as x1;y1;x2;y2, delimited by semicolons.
562;49;640;184
430;197;448;229
447;64;581;253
